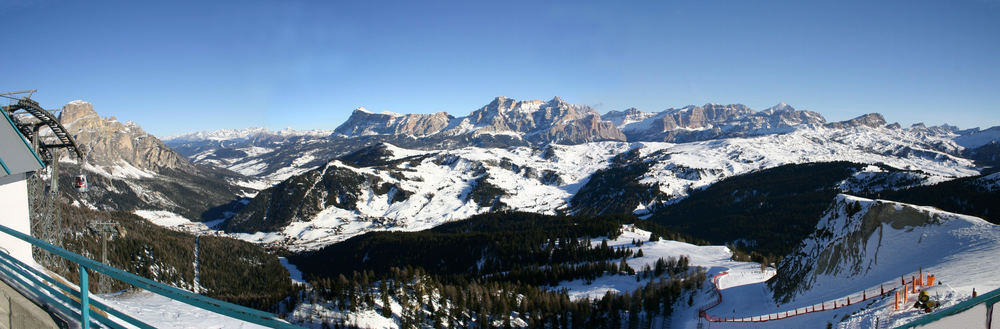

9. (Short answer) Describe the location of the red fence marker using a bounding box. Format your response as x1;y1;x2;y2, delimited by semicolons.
702;270;931;323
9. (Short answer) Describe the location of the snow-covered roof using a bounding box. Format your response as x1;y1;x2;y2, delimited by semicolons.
0;109;44;179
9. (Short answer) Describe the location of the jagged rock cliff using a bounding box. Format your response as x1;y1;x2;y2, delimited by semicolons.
333;108;452;137
60;100;191;171
51;100;250;220
824;113;887;129
333;96;627;145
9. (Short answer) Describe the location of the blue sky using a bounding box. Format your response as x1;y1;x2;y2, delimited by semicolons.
1;0;998;136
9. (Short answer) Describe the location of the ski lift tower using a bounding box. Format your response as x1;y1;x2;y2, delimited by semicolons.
1;90;85;265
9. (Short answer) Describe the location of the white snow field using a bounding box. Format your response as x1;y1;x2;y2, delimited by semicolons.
100;291;270;329
4;261;276;329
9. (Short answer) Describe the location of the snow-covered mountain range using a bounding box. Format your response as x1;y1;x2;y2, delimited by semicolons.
120;96;996;253
219;124;979;251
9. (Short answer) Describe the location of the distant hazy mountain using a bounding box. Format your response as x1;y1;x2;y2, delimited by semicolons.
164;126;334;143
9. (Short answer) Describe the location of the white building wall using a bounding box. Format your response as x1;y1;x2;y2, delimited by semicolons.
0;173;36;267
915;303;992;329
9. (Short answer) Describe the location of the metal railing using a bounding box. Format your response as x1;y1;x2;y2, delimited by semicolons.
893;286;1000;329
0;223;302;328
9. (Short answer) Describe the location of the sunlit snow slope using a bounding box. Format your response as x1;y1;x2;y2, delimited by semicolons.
695;194;1000;329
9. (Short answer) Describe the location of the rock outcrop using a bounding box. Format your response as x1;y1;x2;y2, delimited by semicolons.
825;113;887;129
333;108;452;137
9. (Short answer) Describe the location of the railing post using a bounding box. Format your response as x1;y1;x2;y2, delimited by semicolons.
80;264;90;329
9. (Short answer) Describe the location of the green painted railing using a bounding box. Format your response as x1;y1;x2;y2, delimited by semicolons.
893;285;1000;328
0;223;302;329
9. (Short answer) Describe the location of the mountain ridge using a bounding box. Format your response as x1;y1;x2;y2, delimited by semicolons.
166;97;906;147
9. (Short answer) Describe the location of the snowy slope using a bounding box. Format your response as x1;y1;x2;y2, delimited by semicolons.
101;291;271;329
691;194;1000;329
773;194;1000;303
227;125;978;251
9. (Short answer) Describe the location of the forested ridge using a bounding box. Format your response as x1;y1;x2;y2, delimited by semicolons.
291;212;705;280
865;173;1000;224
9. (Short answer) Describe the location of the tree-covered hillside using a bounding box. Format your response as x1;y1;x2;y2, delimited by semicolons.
37;204;294;311
649;161;866;257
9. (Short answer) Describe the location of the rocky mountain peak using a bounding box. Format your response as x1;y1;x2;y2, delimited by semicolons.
58;100;192;172
764;102;795;114
484;96;516;111
827;113;886;129
59;100;99;124
336;105;451;137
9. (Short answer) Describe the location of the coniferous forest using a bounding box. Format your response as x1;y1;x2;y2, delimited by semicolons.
287;212;710;328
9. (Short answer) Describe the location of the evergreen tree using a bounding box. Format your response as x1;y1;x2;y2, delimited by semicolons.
380;281;392;318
